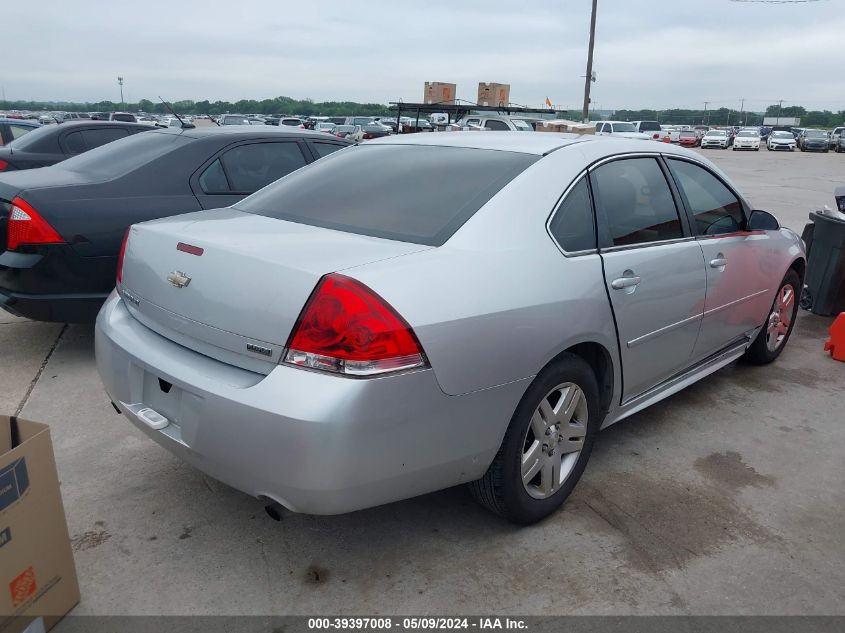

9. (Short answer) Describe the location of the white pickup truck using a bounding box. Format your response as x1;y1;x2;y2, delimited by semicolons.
631;120;671;142
594;121;652;140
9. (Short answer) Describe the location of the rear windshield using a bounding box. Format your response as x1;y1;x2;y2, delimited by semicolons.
6;125;56;150
56;131;192;179
235;144;539;246
637;121;661;131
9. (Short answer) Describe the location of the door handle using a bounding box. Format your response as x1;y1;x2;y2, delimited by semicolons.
709;257;728;268
611;275;642;290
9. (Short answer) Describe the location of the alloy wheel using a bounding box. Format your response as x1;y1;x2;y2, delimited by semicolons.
766;283;795;352
521;383;588;499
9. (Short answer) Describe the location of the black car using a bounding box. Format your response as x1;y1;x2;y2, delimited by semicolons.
0;127;351;322
0;121;151;171
799;129;830;153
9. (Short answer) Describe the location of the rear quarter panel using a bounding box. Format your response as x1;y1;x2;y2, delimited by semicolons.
345;147;620;398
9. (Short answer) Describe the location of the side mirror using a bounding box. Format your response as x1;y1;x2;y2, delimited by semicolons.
748;210;780;231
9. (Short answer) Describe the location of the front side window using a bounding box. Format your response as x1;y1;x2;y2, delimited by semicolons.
311;142;345;158
592;158;683;247
667;159;744;236
63;131;86;154
548;177;595;253
220;142;308;193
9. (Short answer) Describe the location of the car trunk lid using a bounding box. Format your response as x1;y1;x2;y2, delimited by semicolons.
121;208;430;373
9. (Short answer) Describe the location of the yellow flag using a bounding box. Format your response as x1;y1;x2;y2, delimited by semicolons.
545;97;553;107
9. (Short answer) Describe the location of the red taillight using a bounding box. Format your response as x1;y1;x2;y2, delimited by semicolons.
362;133;373;139
6;197;63;251
284;273;427;376
0;159;8;171
116;228;130;285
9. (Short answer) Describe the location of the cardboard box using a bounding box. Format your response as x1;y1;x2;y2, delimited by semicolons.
477;82;510;107
535;120;596;135
0;417;79;633
424;82;456;105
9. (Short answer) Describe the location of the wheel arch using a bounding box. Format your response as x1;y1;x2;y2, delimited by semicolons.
789;256;806;285
546;341;615;420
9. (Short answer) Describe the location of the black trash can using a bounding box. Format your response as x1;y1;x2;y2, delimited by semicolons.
802;208;845;316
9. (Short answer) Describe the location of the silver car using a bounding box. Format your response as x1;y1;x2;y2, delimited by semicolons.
95;133;805;524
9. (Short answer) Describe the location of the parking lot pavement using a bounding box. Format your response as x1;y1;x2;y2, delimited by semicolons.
18;313;845;617
2;144;844;618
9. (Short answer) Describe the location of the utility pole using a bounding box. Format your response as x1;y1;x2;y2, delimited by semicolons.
581;0;598;124
739;98;745;126
776;99;783;125
703;101;710;125
117;76;124;108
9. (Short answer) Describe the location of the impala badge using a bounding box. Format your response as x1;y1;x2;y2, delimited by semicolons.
167;271;191;288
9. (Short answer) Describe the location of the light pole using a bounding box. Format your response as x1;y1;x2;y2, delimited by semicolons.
776;99;783;125
581;0;598;124
117;77;124;109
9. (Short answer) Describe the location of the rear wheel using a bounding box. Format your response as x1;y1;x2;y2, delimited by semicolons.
468;354;600;524
743;269;800;365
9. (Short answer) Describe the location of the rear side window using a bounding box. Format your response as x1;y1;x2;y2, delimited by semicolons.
235;145;538;246
667;159;745;236
81;127;129;149
592;158;683;247
549;177;595;253
311;142;345;158
198;159;229;194
63;131;86;154
220;142;308;193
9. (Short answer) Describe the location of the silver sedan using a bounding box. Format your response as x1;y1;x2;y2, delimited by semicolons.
95;133;805;524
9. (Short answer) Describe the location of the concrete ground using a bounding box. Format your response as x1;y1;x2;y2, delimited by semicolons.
3;147;844;617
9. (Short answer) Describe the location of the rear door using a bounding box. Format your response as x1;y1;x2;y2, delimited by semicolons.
191;139;310;209
592;155;707;401
665;157;773;360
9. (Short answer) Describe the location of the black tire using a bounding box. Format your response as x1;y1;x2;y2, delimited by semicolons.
468;353;601;524
743;269;801;365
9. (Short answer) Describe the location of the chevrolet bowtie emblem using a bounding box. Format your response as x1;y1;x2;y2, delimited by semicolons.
167;271;191;288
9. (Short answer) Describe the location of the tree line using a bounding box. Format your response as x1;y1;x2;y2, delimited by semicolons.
2;96;843;127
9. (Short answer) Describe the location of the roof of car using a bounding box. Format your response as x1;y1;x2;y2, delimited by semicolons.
366;131;591;155
0;118;40;126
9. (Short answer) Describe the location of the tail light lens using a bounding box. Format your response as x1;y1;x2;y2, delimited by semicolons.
284;273;427;377
116;228;130;285
0;159;8;171
7;197;63;251
653;133;659;139
362;133;373;139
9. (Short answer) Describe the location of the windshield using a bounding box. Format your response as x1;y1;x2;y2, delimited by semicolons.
772;131;792;138
235;145;539;247
738;131;759;137
56;130;191;179
680;131;695;137
612;123;637;132
705;131;725;136
805;130;827;138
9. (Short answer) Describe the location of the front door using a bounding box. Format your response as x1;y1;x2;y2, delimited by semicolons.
592;156;707;401
665;158;774;360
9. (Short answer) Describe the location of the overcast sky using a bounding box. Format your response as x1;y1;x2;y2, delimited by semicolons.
4;0;840;111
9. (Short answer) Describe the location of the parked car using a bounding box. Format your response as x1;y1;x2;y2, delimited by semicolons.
314;122;337;134
279;118;305;128
333;124;359;140
219;115;251;126
631;121;669;141
834;134;845;153
0;121;151;171
594;121;652;140
0;127;352;322
829;126;844;149
732;129;761;151
677;130;699;147
344;116;376;126
110;112;138;123
0;119;39;146
456;115;534;132
767;130;797;151
700;130;729;149
95;133;804;523
798;129;830;152
360;123;391;140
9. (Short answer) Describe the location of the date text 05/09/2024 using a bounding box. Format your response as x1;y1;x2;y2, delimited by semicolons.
307;617;528;630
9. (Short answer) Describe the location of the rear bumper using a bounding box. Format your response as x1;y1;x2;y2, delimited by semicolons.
0;287;107;322
95;293;528;515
